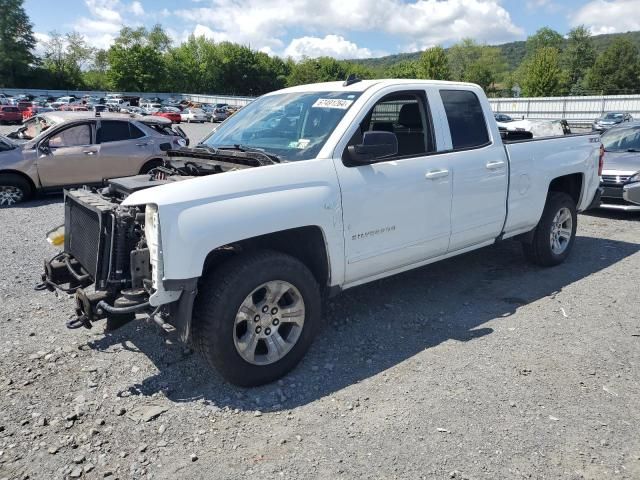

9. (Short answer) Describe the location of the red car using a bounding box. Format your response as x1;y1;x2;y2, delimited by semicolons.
153;108;181;123
22;106;37;121
0;106;22;124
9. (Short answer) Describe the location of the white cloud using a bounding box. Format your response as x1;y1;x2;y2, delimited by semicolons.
62;0;153;49
129;1;144;16
85;0;122;22
571;0;640;35
33;32;51;57
284;35;372;60
175;0;524;56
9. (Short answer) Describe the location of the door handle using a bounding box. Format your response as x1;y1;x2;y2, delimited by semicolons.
83;150;97;155
135;143;148;147
425;169;449;180
486;160;505;170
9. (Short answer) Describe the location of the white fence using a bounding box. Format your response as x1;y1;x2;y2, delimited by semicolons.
5;86;640;124
489;94;640;125
0;87;255;107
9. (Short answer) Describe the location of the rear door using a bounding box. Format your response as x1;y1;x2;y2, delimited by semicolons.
36;121;100;187
96;120;152;178
435;89;508;251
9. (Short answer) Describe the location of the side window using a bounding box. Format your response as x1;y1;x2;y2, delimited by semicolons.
98;120;135;143
440;90;490;150
49;124;92;148
129;123;145;139
345;92;434;162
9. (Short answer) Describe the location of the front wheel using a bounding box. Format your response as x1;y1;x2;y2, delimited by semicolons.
522;192;577;266
0;173;32;207
193;250;321;386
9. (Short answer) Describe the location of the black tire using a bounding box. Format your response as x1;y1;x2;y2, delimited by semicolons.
522;192;577;267
139;159;163;174
192;250;321;386
0;173;32;207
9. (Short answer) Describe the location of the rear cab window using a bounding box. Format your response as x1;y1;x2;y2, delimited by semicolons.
440;90;490;150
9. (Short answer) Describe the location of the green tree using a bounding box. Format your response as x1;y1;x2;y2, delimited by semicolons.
286;57;351;86
0;0;36;87
587;37;640;94
446;39;507;91
563;25;596;89
83;49;110;90
526;27;564;55
419;46;450;80
521;47;564;96
165;35;221;93
42;31;94;88
107;25;170;91
385;60;420;78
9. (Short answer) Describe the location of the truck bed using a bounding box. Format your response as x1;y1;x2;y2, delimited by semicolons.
502;132;601;237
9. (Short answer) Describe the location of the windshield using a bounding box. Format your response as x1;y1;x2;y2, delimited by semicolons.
601;113;624;121
201;91;361;161
602;127;640;152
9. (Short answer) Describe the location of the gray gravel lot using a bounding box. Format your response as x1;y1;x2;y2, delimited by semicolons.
1;122;639;479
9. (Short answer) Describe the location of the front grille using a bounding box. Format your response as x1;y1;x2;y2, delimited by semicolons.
63;190;115;284
601;175;630;185
601;186;624;199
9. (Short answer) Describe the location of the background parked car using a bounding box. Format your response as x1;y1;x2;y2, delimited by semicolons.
209;106;231;122
494;113;513;122
0;112;189;206
153;106;181;123
0;106;23;124
22;105;54;121
592;112;633;133
180;108;207;123
599;122;640;211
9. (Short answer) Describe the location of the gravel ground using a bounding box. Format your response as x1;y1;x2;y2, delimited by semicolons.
1;122;639;479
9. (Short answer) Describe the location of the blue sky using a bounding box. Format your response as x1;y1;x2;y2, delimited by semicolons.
24;0;640;59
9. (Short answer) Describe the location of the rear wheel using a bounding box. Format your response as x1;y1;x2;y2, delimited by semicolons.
522;192;577;266
193;250;321;386
139;159;163;174
0;173;32;207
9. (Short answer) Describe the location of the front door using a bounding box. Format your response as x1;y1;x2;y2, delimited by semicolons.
335;90;452;284
36;121;101;187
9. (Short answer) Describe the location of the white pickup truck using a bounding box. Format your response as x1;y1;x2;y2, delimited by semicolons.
42;79;602;386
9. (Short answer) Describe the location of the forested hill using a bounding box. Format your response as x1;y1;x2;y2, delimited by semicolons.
352;30;640;72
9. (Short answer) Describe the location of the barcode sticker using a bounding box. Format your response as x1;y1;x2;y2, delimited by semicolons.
312;98;354;109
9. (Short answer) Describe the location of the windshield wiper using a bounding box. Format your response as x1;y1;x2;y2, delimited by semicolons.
627;148;640;152
215;144;281;164
194;143;218;153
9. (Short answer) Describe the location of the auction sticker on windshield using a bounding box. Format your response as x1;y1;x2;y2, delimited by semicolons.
312;98;354;109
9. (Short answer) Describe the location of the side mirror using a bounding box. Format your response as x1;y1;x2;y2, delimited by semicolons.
347;131;398;164
38;140;51;155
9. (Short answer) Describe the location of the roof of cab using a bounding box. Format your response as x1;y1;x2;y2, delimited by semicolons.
268;79;479;95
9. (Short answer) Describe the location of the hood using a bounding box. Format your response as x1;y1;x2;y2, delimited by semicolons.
0;134;18;149
603;151;640;173
121;157;333;210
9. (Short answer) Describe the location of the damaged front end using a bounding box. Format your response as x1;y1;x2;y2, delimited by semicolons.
41;147;267;339
41;183;196;339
